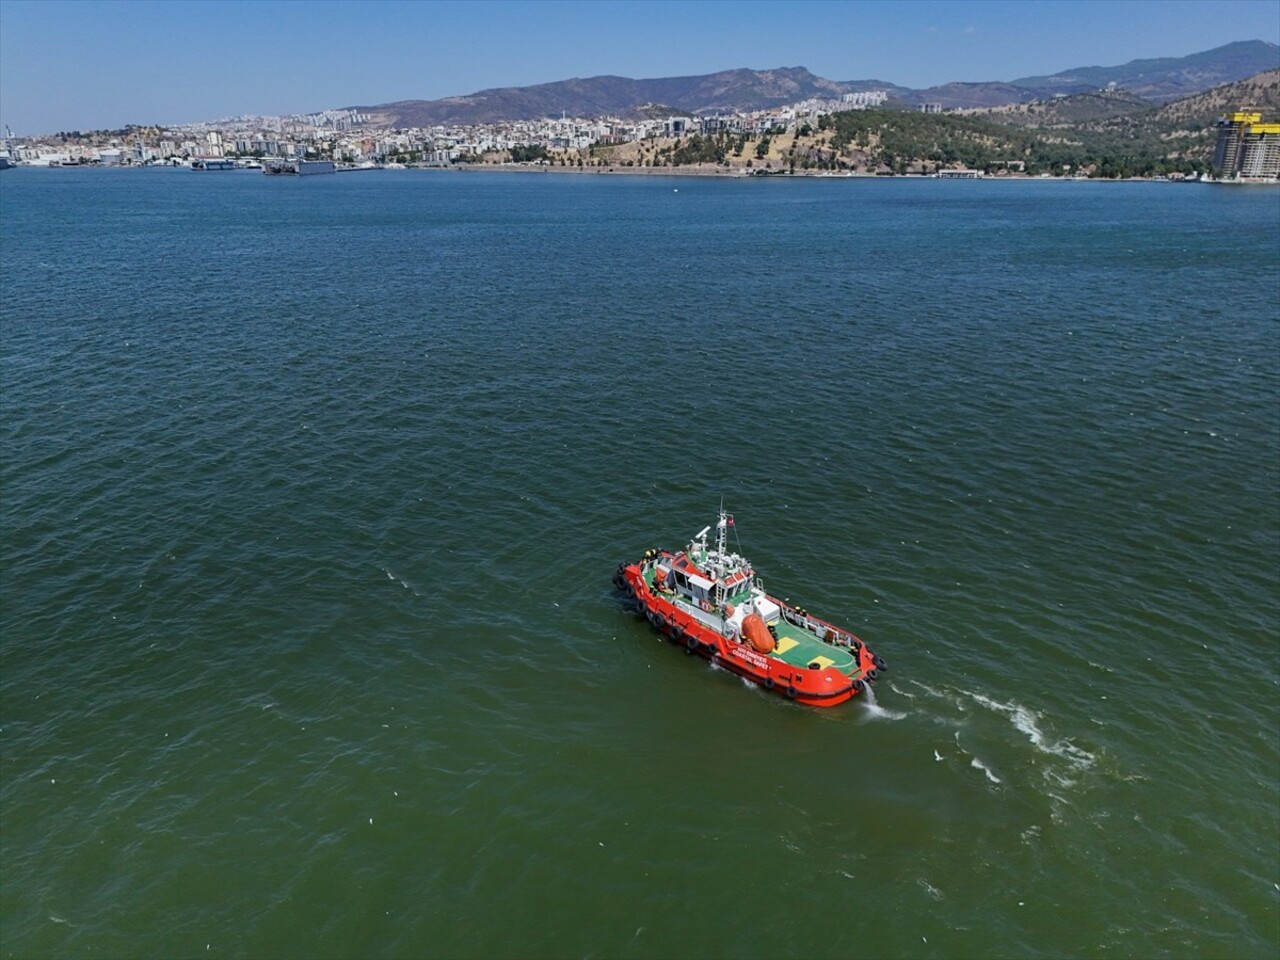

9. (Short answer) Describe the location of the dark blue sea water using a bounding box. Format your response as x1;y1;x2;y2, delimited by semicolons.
2;167;1277;959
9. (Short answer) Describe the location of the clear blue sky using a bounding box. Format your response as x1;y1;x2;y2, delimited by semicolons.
1;0;1277;134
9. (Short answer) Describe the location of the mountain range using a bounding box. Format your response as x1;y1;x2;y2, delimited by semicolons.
346;40;1279;128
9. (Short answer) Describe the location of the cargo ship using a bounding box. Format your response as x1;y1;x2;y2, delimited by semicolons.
614;510;885;707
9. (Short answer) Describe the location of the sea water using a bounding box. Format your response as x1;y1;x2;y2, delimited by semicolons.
1;168;1277;958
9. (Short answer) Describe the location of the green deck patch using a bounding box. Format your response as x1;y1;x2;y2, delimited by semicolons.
767;620;857;673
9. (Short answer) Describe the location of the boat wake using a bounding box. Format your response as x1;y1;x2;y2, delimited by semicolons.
965;691;1097;771
859;682;906;721
965;740;1004;785
942;730;1004;787
382;568;422;597
894;679;1101;801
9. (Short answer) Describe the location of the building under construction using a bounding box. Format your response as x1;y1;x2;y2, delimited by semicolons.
1212;112;1280;181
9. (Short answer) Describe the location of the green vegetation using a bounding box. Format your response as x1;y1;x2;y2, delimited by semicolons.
509;144;549;163
665;133;729;165
824;105;1219;177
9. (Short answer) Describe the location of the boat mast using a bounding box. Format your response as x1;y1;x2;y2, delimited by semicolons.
714;504;727;611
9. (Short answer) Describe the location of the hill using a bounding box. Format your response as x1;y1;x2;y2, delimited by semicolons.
977;89;1158;129
1149;67;1280;127
346;41;1280;127
903;81;1043;110
969;69;1280;169
579;70;1280;179
349;67;851;127
1011;40;1279;103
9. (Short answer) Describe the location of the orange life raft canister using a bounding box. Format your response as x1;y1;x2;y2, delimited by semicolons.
742;613;775;654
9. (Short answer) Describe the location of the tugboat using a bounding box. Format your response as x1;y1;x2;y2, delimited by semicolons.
613;510;886;707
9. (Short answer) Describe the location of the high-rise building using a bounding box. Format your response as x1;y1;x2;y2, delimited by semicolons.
1213;111;1280;180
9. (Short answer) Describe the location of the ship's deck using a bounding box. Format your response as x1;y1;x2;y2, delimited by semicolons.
644;566;858;675
767;618;858;673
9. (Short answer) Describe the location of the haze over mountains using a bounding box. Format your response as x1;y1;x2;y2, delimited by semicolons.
346;40;1279;128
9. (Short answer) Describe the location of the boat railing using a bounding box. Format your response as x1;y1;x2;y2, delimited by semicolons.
777;600;859;648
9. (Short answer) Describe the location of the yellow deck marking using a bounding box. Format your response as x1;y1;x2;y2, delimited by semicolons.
773;637;798;655
809;655;836;669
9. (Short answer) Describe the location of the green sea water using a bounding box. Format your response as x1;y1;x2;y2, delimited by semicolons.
1;168;1277;959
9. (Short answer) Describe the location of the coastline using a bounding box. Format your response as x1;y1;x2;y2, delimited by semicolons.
402;163;1210;183
1;162;1240;184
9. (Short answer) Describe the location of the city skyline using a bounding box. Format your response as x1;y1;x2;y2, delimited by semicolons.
1;0;1278;136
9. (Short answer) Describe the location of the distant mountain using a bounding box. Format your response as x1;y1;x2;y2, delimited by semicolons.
874;41;1279;110
346;41;1280;127
903;81;1044;110
976;89;1157;129
979;68;1280;134
1011;40;1279;103
349;67;852;128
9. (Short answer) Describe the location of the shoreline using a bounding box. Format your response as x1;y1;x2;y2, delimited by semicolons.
1;163;1241;184
404;164;1215;183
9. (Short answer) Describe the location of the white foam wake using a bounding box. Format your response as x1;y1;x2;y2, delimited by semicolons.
967;691;1096;769
383;568;422;596
970;756;1002;784
860;682;906;721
